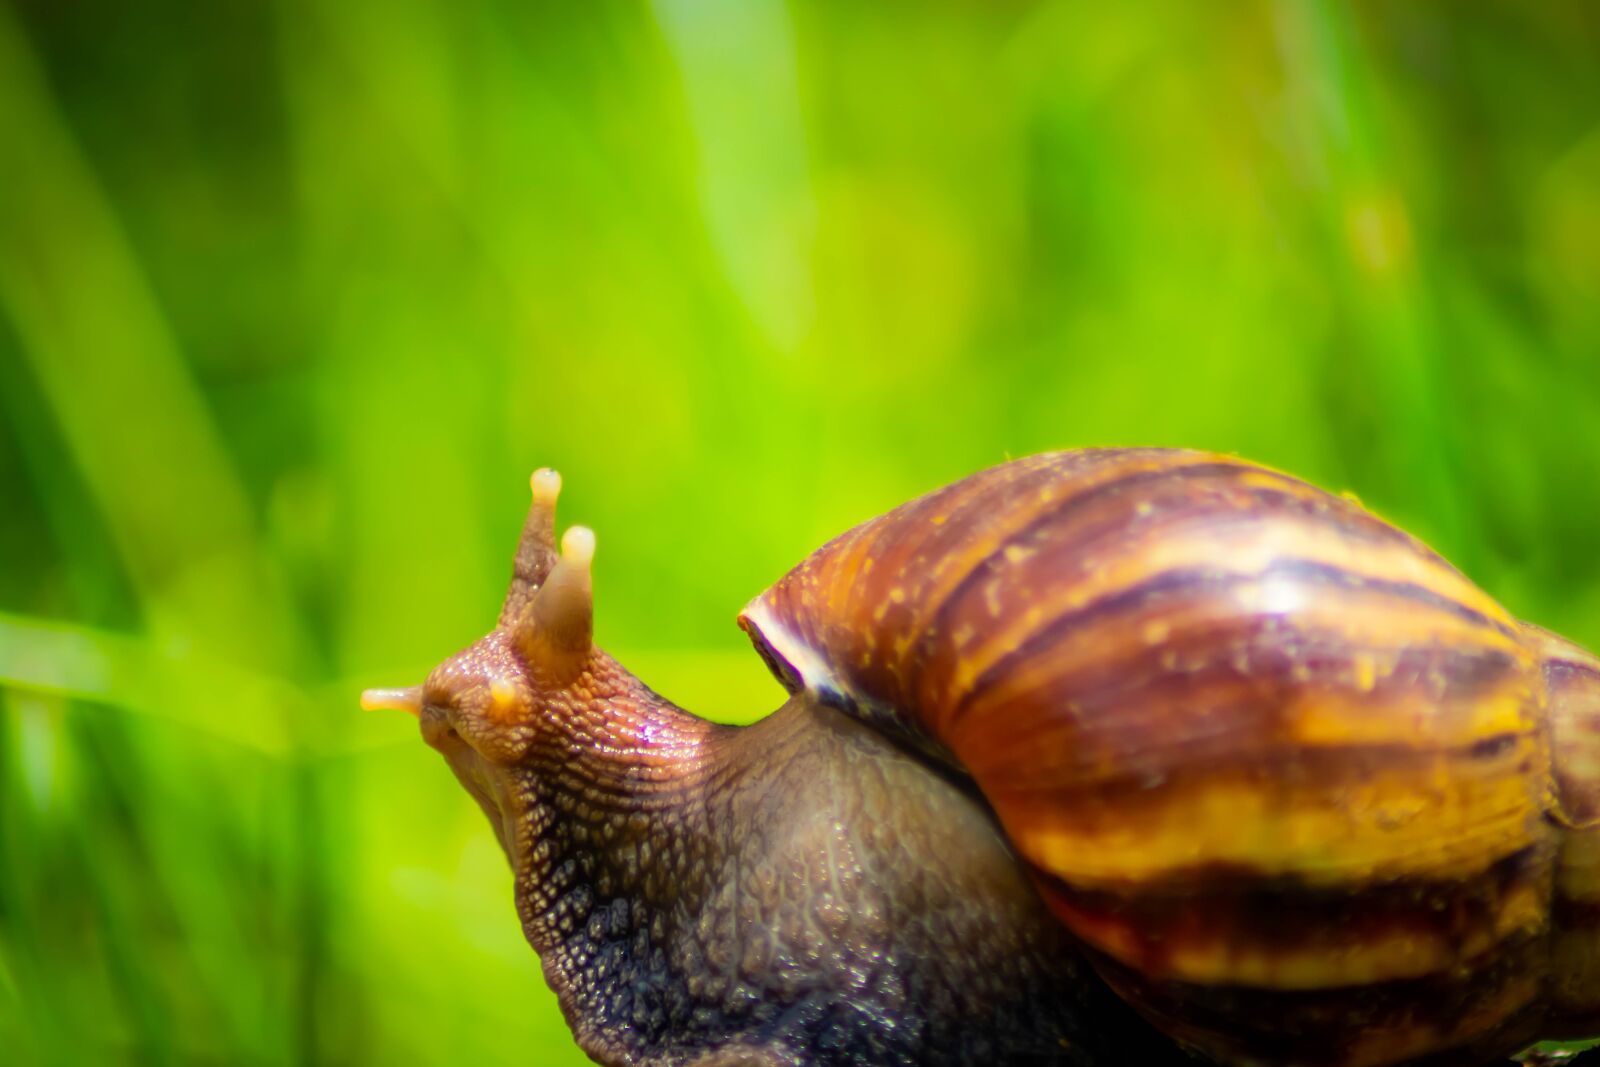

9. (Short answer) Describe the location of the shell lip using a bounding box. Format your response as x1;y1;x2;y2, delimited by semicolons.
736;598;816;698
737;596;962;775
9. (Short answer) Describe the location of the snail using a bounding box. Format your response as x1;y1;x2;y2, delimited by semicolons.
363;449;1600;1067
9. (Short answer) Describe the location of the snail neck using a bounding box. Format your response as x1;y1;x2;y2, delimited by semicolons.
505;649;725;1058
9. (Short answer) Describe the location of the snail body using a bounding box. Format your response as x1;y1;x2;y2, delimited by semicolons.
366;450;1600;1066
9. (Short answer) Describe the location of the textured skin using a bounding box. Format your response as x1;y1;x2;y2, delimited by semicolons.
739;448;1600;1066
423;643;1194;1066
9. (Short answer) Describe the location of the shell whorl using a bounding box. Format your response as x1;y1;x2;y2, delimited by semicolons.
737;449;1584;1067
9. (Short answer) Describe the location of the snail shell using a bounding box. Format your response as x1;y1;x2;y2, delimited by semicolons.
738;448;1600;1067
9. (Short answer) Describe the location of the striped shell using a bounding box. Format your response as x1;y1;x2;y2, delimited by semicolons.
737;449;1600;1067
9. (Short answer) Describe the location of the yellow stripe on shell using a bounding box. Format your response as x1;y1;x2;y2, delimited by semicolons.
1003;728;1544;887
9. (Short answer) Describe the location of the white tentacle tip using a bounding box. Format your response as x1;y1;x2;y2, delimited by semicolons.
561;525;596;567
531;468;563;506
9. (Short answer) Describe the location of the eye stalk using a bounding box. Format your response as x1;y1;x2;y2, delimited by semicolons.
503;467;565;621
515;525;595;686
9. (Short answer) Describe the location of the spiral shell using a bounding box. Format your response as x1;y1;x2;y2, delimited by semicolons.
738;449;1600;1066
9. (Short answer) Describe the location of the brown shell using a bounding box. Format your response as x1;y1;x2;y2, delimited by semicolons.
737;448;1600;1067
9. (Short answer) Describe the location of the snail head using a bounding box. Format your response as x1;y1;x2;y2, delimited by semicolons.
361;468;595;850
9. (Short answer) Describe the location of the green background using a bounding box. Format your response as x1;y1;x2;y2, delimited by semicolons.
2;0;1598;1063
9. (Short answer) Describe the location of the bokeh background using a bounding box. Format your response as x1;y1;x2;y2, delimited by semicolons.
2;0;1599;1063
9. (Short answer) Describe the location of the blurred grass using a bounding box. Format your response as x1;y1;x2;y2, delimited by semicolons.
1;0;1598;1063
